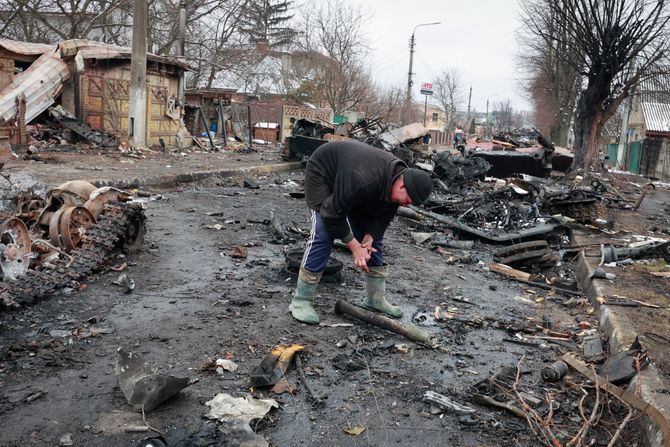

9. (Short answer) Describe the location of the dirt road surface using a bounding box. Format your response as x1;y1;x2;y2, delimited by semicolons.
0;173;639;447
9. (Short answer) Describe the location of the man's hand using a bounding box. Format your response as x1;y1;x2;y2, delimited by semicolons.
361;233;377;254
347;239;371;272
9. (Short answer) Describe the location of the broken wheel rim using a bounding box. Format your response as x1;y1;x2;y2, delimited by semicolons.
49;206;96;252
0;217;32;280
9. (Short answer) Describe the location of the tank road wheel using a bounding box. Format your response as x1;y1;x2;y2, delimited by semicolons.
49;206;96;252
0;218;32;280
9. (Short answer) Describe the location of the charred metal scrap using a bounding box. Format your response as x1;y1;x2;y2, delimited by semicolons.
464;129;573;178
432;152;491;188
282;118;429;162
0;180;146;308
283;118;335;160
409;164;629;243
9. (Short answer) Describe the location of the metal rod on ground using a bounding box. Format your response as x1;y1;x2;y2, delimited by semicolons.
407;205;459;227
397;206;424;220
513;278;583;297
295;353;322;404
633;188;649;210
335;299;439;348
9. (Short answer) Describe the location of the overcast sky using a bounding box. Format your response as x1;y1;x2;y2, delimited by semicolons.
355;0;530;113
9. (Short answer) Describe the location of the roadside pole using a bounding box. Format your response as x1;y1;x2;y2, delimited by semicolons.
420;82;433;127
128;0;147;148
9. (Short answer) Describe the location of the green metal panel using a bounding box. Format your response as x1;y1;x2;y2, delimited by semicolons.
628;141;641;173
333;115;347;124
607;143;618;163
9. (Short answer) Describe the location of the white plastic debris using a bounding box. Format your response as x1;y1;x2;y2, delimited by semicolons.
215;359;239;374
205;393;278;425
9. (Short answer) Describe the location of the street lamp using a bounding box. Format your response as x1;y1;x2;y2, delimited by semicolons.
403;21;441;125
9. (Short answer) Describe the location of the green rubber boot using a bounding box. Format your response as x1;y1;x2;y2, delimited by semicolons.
288;267;323;324
363;265;403;318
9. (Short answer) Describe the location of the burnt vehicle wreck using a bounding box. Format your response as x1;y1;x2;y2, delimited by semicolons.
0;180;146;308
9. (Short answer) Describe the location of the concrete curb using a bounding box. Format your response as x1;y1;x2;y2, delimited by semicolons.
91;161;303;189
575;247;670;447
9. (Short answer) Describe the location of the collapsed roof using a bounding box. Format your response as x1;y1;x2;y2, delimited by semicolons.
0;38;189;128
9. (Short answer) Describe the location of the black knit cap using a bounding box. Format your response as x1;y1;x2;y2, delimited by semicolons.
402;168;433;205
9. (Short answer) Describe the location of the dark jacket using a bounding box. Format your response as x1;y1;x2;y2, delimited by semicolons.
304;140;406;243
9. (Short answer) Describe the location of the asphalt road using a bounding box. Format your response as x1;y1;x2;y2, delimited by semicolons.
0;173;640;447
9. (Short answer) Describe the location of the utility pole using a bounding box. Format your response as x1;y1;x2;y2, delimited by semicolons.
128;0;147;148
485;99;489;139
403;22;440;125
466;86;472;126
403;33;416;125
177;0;186;105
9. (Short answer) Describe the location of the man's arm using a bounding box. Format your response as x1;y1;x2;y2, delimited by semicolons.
320;171;376;271
319;171;370;243
320;195;354;243
363;206;397;242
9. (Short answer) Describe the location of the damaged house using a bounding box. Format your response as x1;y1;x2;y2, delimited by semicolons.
0;38;190;151
183;47;334;148
618;73;670;179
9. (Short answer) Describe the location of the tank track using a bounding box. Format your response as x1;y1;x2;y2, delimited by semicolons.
0;202;145;308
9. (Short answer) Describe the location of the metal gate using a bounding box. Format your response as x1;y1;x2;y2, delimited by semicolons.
628;141;641;173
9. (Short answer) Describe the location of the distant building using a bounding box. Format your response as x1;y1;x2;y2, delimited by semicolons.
617;73;670;178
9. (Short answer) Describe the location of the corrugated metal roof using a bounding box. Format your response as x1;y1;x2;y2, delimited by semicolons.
0;49;70;125
59;39;191;70
642;102;670;133
0;38;56;56
637;72;670;104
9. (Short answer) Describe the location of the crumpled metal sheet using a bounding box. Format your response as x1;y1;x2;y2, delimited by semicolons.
115;348;191;412
0;38;55;56
379;123;429;147
59;39;191;70
0;49;70;125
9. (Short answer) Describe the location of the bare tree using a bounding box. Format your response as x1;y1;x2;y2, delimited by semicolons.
0;0;132;43
0;0;233;54
521;0;670;171
432;67;464;131
366;84;405;124
185;0;251;88
494;98;514;132
294;0;373;114
518;0;580;147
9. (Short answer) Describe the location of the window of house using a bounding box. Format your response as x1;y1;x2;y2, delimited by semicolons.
432;112;438;122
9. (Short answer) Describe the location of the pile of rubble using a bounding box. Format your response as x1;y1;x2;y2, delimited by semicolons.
0;180;146;308
282;117;430;163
